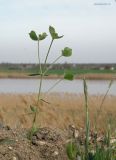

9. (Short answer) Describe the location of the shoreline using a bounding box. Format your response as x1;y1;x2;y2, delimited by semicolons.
0;73;115;80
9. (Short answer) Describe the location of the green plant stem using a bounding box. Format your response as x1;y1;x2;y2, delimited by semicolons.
38;74;43;102
95;79;113;130
32;39;43;129
83;78;90;160
37;39;42;75
32;39;54;129
97;79;113;117
32;74;43;127
37;38;55;102
44;39;54;66
46;79;63;94
37;39;43;102
43;55;62;75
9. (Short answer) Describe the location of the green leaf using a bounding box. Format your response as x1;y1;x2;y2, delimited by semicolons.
31;125;38;135
66;142;77;160
40;99;51;104
29;73;41;76
29;31;38;41
64;72;74;81
28;73;48;76
62;47;72;57
27;125;38;140
49;26;55;35
30;105;37;113
49;26;63;39
52;33;63;39
39;32;47;40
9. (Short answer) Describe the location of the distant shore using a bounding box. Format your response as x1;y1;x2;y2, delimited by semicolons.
0;72;115;80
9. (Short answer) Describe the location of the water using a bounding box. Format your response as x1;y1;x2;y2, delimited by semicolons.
0;78;116;95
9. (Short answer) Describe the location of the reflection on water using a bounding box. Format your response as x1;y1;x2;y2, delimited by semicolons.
0;79;116;95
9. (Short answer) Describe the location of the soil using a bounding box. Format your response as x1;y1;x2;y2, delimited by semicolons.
0;124;68;160
0;123;116;160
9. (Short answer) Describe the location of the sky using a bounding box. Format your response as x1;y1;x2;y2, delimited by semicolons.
0;0;116;63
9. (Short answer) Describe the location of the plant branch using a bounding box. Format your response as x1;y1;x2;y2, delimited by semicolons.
44;39;54;66
37;38;43;103
95;79;113;126
37;39;42;75
43;55;62;75
46;79;63;94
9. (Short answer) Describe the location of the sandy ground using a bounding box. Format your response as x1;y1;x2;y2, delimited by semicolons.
0;93;116;131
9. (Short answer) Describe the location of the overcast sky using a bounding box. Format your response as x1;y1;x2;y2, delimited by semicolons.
0;0;116;63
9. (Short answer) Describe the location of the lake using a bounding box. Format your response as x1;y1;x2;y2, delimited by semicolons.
0;78;116;95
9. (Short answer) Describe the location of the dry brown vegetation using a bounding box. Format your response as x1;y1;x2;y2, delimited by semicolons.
0;93;116;131
77;73;116;80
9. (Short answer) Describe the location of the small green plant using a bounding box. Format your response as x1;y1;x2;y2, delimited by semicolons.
66;78;116;160
28;26;74;140
83;78;90;160
66;78;90;160
94;79;113;130
66;140;77;160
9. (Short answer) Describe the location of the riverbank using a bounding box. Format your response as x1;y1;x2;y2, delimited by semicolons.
0;93;115;131
0;72;115;80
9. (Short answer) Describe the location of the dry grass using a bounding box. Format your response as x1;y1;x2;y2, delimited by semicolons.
76;73;116;80
0;93;116;131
